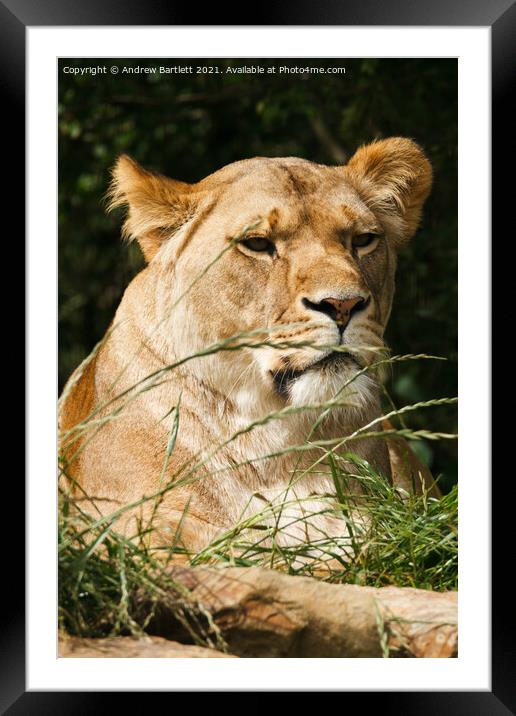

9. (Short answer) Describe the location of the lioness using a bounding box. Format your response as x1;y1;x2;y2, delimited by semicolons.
59;137;434;557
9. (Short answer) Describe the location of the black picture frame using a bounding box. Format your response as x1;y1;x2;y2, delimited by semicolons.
7;0;507;710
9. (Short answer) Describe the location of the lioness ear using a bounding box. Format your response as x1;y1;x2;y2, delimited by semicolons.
345;137;432;245
107;154;194;262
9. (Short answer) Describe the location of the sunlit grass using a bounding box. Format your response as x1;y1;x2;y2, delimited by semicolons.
58;223;457;642
58;355;457;641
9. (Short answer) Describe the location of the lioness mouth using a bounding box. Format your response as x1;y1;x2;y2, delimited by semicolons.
271;351;358;397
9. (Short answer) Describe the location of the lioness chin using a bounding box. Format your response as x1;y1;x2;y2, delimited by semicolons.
59;137;435;562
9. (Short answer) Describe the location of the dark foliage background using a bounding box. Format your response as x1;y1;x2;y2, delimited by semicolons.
58;58;457;490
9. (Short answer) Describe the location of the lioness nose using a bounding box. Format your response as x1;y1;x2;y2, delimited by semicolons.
302;295;367;330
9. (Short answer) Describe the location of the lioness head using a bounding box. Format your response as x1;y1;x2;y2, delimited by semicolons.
109;138;431;414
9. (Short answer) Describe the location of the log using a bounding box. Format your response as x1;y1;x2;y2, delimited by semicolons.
59;634;235;658
147;565;457;658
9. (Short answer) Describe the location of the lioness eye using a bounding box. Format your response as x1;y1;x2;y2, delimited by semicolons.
242;237;275;255
352;233;378;249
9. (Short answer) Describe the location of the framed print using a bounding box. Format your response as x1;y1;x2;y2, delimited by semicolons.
5;0;508;709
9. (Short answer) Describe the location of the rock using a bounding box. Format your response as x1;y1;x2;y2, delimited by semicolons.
58;634;235;658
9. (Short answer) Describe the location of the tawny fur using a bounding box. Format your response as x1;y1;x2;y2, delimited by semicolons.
59;137;435;557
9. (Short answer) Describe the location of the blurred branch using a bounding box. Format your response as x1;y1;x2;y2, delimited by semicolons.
307;114;348;164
